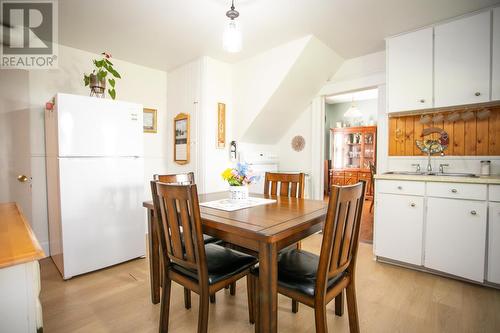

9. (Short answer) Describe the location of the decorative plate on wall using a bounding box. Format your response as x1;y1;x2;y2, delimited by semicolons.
291;135;306;152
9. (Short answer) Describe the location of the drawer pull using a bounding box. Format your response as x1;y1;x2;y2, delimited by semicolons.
419;99;425;103
475;92;481;97
410;203;416;207
451;189;457;193
397;186;403;190
470;210;477;215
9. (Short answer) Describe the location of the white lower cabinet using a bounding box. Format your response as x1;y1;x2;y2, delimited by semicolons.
424;197;487;282
375;193;424;265
488;202;500;284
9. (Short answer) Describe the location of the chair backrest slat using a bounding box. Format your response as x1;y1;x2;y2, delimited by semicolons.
264;172;305;198
317;181;366;294
152;181;207;277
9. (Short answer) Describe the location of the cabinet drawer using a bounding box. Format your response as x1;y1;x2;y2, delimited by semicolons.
358;172;371;180
489;185;500;202
331;170;344;177
331;177;344;186
427;182;487;201
376;180;425;196
345;171;358;178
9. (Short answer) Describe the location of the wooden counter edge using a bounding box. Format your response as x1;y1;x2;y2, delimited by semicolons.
0;203;45;269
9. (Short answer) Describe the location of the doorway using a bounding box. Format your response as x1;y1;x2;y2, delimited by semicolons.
323;88;379;243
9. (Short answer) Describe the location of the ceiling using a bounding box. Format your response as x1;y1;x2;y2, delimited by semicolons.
58;0;500;71
326;89;379;104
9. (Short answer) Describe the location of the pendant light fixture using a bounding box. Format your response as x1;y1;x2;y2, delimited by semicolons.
223;0;242;53
344;97;363;118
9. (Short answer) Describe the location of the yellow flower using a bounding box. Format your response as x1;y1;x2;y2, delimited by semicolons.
221;168;233;180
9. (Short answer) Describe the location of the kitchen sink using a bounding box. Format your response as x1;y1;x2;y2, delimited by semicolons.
384;171;478;178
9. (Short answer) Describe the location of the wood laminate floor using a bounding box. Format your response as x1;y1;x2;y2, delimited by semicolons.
40;234;500;333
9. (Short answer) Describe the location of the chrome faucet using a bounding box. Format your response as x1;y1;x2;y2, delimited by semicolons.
411;163;421;172
439;163;449;173
426;151;432;172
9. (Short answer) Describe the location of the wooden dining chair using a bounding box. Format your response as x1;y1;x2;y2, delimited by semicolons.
263;172;305;199
151;182;258;333
250;181;366;333
152;172;226;306
368;162;376;212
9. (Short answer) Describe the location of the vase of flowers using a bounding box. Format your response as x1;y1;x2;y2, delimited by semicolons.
221;163;258;200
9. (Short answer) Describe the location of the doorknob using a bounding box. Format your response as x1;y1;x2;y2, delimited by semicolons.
17;175;30;183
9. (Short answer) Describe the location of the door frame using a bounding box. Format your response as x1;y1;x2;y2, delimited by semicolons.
310;73;386;200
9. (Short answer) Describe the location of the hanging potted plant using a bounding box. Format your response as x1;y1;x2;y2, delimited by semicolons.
83;52;121;99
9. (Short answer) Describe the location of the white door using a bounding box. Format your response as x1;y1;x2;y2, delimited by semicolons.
493;7;500;101
375;193;424;265
488;202;500;284
3;109;33;224
387;27;433;112
425;197;487;282
58;157;145;279
56;93;143;157
434;11;491;107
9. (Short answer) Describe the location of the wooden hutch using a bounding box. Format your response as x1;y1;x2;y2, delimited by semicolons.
329;126;377;197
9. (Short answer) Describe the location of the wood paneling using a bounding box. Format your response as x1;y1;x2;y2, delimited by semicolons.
388;106;500;156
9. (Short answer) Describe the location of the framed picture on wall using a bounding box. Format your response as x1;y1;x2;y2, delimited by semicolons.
143;108;157;133
174;113;190;165
217;102;226;149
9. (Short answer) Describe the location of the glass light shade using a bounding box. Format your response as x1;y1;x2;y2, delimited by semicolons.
344;105;363;118
223;20;242;53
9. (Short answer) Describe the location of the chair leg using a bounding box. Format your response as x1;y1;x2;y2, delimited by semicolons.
335;290;344;316
230;282;236;296
184;288;191;309
198;290;210;333
247;275;255;324
210;294;216;303
159;277;171;333
314;303;328;333
346;284;360;333
292;299;299;313
253;276;260;333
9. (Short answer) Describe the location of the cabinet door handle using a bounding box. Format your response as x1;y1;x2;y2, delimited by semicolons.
410;203;416;207
470;210;477;215
419;99;425;103
475;92;481;97
451;189;458;193
397;186;403;190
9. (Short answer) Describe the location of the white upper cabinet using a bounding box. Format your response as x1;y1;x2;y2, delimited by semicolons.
387;28;433;113
493;8;500;101
434;11;491;107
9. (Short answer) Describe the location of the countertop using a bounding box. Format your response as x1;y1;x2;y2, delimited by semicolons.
374;173;500;185
0;203;45;269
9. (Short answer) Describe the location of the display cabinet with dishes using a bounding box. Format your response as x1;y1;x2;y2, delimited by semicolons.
329;126;377;197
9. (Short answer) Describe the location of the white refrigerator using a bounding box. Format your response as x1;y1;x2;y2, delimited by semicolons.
45;93;145;279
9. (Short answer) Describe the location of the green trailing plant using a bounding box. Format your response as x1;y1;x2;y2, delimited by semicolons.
84;52;121;100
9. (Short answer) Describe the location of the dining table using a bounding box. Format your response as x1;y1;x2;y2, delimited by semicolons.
143;191;328;333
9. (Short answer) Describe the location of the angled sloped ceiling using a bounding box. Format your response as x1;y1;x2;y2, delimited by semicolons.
233;35;343;144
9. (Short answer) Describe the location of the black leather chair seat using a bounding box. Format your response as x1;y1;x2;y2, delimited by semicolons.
202;234;218;244
172;243;258;285
252;249;345;297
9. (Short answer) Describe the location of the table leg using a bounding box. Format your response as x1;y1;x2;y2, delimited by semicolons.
258;242;278;333
147;208;160;304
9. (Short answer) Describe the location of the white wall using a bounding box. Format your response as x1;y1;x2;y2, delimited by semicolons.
0;44;168;254
199;57;234;193
277;105;312;174
166;58;202;180
232;36;310;141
